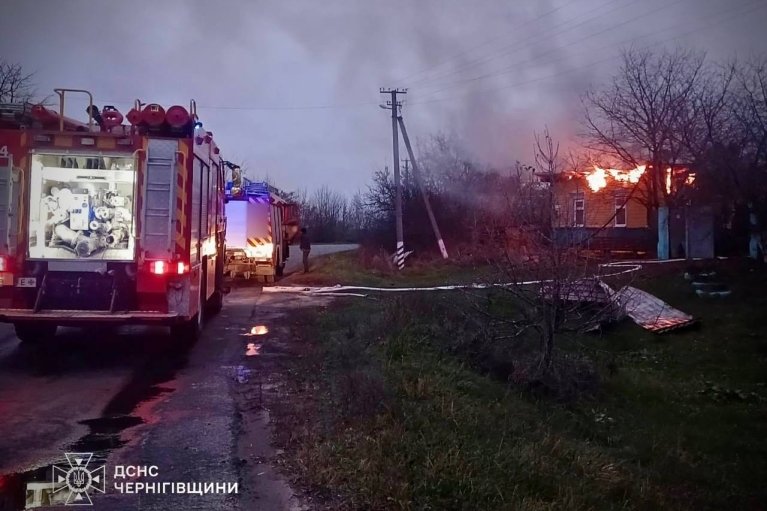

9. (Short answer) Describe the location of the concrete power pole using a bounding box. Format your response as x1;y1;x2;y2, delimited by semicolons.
397;115;449;259
402;159;410;187
380;88;407;269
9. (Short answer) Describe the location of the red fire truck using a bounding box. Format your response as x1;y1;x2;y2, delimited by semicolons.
0;89;228;342
224;175;300;282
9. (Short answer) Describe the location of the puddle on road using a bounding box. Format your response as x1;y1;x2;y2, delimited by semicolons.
0;331;191;509
244;325;269;336
69;415;146;453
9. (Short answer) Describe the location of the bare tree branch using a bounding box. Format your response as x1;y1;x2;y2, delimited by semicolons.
0;60;36;103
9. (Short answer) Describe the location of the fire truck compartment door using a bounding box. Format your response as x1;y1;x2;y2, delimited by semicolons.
224;200;248;249
143;139;177;259
0;151;19;256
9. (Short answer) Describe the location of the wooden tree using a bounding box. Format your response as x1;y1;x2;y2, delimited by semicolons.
0;61;36;103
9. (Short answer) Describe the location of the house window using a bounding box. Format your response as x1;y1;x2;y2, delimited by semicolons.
573;196;584;227
614;195;627;227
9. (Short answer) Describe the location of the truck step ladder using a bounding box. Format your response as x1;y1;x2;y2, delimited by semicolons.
142;139;178;259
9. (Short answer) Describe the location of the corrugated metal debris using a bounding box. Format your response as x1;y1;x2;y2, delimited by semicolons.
541;277;613;304
612;285;696;333
542;278;695;333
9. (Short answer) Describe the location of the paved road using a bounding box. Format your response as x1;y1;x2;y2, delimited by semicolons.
0;243;354;510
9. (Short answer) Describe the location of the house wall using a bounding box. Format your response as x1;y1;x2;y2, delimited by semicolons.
552;177;648;229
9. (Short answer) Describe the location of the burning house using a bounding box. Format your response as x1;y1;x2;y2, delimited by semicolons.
542;164;654;255
543;163;708;257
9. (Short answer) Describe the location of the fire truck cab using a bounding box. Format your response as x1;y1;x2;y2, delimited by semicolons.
0;90;228;342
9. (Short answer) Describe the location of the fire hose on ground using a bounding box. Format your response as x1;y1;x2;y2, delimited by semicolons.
262;259;704;333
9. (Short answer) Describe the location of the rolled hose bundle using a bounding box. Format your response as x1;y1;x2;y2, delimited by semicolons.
89;220;112;233
75;235;106;257
54;224;105;257
105;228;126;246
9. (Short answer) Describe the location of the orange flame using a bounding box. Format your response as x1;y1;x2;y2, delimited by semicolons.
665;167;672;194
585;168;607;192
584;165;646;192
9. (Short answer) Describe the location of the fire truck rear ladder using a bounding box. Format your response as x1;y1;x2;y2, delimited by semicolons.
143;139;178;260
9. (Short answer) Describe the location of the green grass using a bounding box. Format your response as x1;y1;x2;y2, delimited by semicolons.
275;259;767;510
282;249;495;287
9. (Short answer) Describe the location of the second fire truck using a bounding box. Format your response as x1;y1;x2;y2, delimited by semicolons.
223;163;299;282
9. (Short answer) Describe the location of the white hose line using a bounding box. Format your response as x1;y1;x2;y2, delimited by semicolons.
262;258;699;295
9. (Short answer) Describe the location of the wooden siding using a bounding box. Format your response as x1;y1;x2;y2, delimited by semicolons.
552;177;648;229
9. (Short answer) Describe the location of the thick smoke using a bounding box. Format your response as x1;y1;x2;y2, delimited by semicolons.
1;0;765;193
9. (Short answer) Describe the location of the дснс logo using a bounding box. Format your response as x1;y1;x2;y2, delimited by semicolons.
52;453;106;506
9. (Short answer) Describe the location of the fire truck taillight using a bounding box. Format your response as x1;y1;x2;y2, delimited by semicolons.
149;260;189;275
0;256;11;272
150;260;167;275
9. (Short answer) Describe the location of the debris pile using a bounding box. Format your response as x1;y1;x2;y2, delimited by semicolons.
611;285;696;333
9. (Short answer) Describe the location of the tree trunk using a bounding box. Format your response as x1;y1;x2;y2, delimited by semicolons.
537;305;555;378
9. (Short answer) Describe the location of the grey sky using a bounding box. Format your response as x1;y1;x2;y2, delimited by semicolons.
2;0;766;194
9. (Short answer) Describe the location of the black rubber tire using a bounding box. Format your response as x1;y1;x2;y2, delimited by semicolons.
14;323;57;344
276;263;284;277
206;290;224;316
170;315;202;344
171;270;205;343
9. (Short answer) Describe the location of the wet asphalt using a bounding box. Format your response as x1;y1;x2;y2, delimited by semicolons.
0;244;356;511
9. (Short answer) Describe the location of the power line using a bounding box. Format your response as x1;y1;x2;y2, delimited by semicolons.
57;1;763;115
407;0;765;106
404;0;636;89
391;1;575;86
415;0;689;96
195;101;377;111
62;96;380;112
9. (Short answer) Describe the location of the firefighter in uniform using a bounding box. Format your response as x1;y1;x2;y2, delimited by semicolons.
300;227;311;273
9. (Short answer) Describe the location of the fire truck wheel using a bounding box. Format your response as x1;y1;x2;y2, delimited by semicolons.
276;263;285;277
170;310;202;343
170;290;204;343
206;290;223;316
14;323;57;344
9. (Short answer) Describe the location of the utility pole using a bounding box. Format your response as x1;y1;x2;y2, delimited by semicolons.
402;158;410;187
397;115;449;260
380;88;407;269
